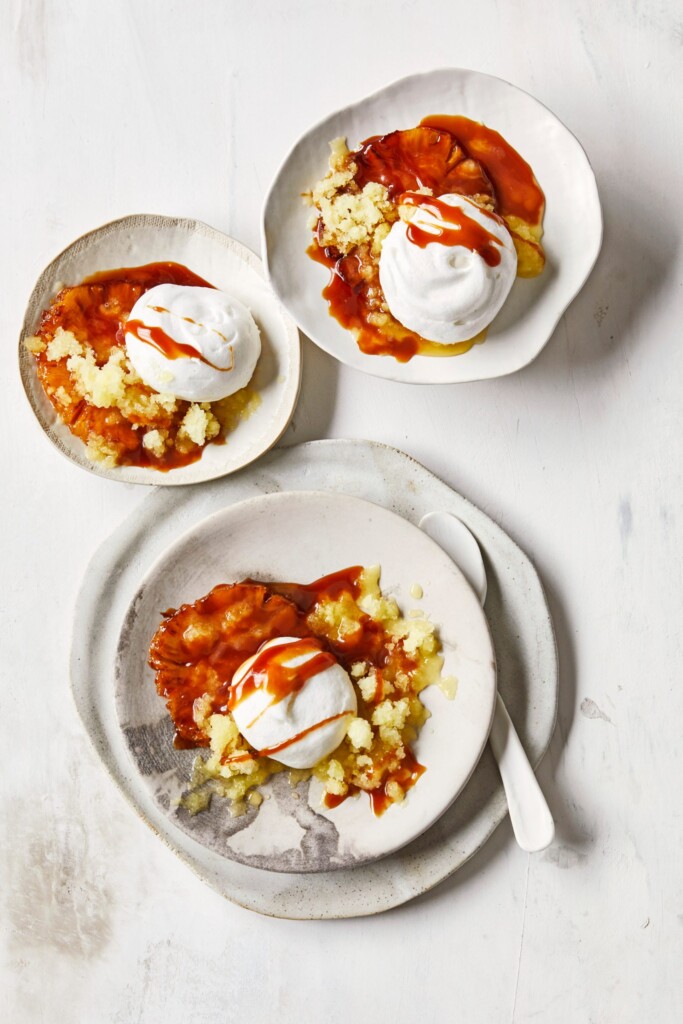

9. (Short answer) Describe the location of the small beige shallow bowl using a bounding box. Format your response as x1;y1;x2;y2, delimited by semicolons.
18;214;302;485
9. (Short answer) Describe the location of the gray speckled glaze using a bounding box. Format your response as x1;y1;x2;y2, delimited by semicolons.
114;490;497;873
70;440;558;918
121;718;347;872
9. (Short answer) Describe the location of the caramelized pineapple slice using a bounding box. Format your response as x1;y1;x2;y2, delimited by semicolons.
505;215;546;278
354;126;495;203
149;583;309;747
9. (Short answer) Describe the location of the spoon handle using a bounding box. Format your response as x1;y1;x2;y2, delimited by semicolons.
418;509;554;853
489;692;555;852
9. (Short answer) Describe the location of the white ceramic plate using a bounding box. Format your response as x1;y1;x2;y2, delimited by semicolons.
114;490;497;872
19;214;301;485
262;67;602;384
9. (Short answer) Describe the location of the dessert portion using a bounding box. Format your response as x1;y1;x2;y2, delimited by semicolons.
149;566;455;817
305;115;545;362
380;193;518;345
25;263;261;471
230;637;357;769
125;284;260;402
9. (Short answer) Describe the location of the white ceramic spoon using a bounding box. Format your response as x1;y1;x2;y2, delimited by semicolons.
419;511;555;853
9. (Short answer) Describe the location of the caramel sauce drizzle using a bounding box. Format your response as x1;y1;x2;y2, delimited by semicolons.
260;565;363;613
256;711;352;759
84;261;214;289
369;746;426;816
125;317;234;372
228;637;337;712
419;114;545;225
307;240;479;363
221;751;254;765
399;191;503;265
148;304;229;343
323;746;426;816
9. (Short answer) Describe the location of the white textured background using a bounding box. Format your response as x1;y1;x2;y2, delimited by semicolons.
2;1;682;1021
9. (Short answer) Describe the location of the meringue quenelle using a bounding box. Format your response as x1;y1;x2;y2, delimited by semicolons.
379;192;518;345
229;636;357;769
125;283;261;402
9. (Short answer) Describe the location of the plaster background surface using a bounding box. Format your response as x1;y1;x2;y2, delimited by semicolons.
2;1;682;1020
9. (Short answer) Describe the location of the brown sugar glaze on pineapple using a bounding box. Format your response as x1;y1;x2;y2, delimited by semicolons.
32;262;228;471
149;566;425;813
419;115;545;225
308;116;545;362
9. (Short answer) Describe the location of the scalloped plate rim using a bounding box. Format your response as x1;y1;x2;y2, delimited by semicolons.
261;66;603;384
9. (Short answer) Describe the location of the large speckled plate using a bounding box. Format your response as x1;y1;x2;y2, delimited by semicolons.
70;440;557;918
18;214;301;485
262;68;602;384
115;491;497;872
